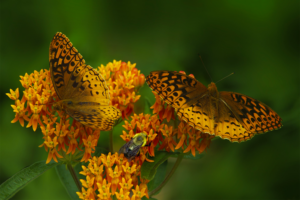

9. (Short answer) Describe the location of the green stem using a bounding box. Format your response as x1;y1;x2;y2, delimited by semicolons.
67;163;81;191
148;153;184;197
109;129;114;153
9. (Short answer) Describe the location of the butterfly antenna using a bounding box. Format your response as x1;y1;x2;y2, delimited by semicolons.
215;72;235;84
198;54;213;82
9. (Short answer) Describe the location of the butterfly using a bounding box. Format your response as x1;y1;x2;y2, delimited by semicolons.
146;70;282;142
49;32;121;130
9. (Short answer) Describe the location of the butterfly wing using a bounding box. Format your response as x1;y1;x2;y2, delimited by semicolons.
63;64;110;104
175;91;282;143
50;32;121;130
49;32;110;103
64;103;121;130
146;70;208;109
176;94;255;142
49;32;86;99
220;91;282;135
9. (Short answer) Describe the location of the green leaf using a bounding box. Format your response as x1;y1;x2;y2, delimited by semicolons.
56;164;83;200
170;151;205;160
94;146;109;157
143;197;158;200
0;161;60;200
141;151;174;181
144;97;153;114
147;160;168;195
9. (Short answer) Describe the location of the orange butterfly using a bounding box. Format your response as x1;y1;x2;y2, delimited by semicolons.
49;32;121;130
146;70;282;142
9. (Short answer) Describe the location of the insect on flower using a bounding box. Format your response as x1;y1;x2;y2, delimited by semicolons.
119;132;147;161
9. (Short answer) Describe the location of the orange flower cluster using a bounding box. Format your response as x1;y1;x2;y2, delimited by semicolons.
121;113;160;163
98;60;145;119
76;153;149;200
120;112;211;159
7;61;144;164
148;71;215;157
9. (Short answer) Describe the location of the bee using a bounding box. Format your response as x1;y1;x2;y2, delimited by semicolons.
119;132;147;161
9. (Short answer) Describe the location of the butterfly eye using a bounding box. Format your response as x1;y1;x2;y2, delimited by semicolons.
67;101;72;105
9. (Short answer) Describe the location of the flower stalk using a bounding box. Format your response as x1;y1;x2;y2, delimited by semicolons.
149;153;184;197
67;163;81;191
109;129;114;153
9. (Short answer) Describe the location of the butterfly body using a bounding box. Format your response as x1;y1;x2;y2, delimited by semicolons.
49;32;121;130
146;70;282;142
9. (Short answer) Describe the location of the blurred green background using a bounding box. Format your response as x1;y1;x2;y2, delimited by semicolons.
0;1;299;199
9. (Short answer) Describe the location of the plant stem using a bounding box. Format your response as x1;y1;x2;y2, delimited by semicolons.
109;129;114;153
67;163;81;191
148;153;184;197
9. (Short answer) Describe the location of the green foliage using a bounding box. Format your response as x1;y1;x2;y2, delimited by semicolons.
141;151;173;181
0;161;60;200
147;160;168;195
56;165;81;200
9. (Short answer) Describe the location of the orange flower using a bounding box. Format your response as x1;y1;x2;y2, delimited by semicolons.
122;162;137;181
81;134;98;162
66;126;80;154
120;130;135;142
162;104;175;122
159;125;177;152
97;60;144;119
150;92;165;119
119;177;133;194
115;188;130;200
80;175;95;189
19;73;32;89
44;136;62;164
197;133;215;154
183;128;201;156
97;187;112;200
78;153;149;200
76;187;94;200
140;179;150;199
96;179;111;193
108;166;122;194
9;60;144;164
6;88;19;100
26;103;43;131
10;100;29;127
131;185;146;200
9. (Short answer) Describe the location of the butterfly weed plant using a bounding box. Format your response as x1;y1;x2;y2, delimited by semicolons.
3;33;282;200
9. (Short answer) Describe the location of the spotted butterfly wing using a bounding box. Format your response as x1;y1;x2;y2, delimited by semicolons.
65;104;120;130
146;70;208;109
49;32;121;130
146;70;282;142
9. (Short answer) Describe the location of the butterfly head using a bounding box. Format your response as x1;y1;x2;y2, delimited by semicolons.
207;82;219;98
53;101;63;112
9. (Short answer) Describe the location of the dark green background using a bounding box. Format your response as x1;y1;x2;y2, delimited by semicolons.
0;1;299;200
